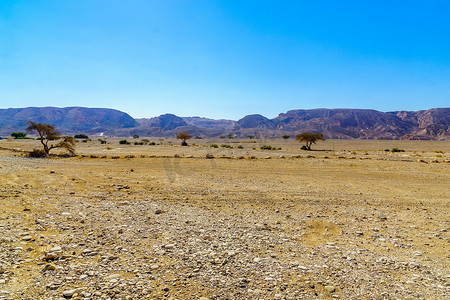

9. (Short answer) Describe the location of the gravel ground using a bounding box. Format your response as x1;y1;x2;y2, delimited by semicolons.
0;144;449;299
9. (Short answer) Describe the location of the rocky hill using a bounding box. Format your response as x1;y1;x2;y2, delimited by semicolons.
392;108;450;138
235;114;277;130
182;117;235;130
273;109;412;139
0;107;137;135
0;106;448;139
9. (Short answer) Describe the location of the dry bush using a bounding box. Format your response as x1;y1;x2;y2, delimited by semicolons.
28;149;47;158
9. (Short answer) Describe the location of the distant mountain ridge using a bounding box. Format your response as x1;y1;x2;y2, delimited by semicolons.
0;107;137;135
0;106;448;139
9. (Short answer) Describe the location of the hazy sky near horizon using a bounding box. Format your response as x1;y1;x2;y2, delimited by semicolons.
1;1;449;120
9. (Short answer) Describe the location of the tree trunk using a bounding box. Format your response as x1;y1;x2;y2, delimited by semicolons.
40;138;50;156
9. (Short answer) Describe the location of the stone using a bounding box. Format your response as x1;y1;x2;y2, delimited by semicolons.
43;253;58;261
63;289;77;297
49;246;62;252
22;235;32;241
42;263;56;271
105;274;121;281
164;244;175;249
325;285;336;293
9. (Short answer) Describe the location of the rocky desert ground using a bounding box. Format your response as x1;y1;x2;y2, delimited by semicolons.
0;138;449;299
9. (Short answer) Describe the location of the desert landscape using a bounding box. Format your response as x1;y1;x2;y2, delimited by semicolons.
0;138;448;299
2;1;449;299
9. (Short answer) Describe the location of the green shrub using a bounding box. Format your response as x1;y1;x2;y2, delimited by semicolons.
260;145;272;150
210;144;219;148
221;144;232;149
74;134;89;139
134;141;144;145
237;145;244;149
300;145;308;150
119;140;130;145
391;148;405;152
11;132;27;139
149;142;156;146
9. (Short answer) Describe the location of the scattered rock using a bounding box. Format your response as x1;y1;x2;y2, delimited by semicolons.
21;235;32;241
49;246;62;252
42;263;56;271
63;289;77;298
43;253;58;261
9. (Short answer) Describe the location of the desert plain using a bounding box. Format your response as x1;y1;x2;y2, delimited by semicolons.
0;138;449;299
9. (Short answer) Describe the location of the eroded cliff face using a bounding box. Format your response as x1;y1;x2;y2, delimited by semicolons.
395;108;450;138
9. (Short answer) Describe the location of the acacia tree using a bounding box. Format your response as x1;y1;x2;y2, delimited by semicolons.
295;132;325;150
176;131;192;146
11;132;27;139
26;121;75;156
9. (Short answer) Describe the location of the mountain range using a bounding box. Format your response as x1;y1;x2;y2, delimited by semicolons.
0;106;449;140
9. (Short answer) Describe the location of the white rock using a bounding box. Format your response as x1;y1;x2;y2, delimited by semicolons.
63;289;77;297
325;285;336;293
49;246;62;252
105;274;121;281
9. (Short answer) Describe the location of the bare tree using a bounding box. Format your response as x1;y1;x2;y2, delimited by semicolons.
176;131;192;146
26;121;75;156
295;132;325;150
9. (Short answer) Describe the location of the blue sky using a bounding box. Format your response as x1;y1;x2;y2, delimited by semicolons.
1;1;449;120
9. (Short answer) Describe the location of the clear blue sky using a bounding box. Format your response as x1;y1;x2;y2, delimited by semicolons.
1;1;449;120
